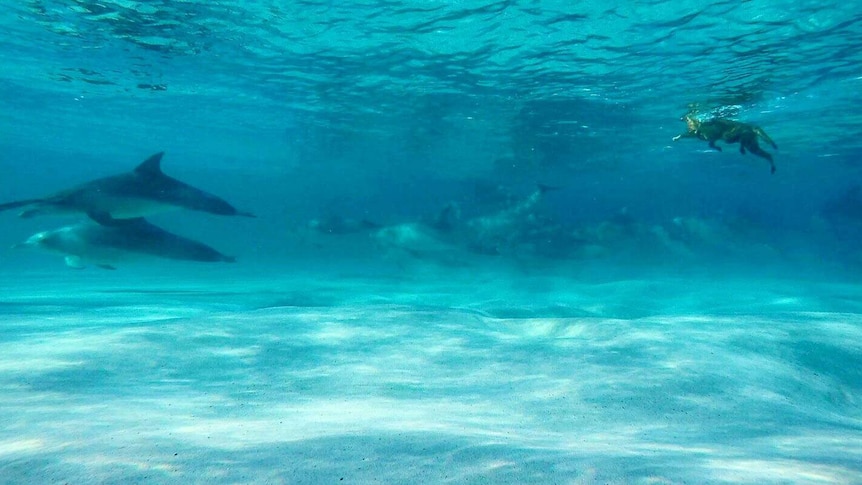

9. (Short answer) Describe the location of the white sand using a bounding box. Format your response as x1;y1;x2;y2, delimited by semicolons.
1;270;860;484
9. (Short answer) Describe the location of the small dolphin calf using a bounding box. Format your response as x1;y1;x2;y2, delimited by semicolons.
0;152;255;224
16;218;236;269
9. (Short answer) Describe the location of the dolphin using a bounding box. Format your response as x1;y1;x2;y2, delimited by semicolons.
465;184;559;235
0;152;255;225
448;183;560;255
372;221;470;267
14;218;236;269
372;184;561;262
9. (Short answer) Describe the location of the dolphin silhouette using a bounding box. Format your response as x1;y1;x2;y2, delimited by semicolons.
14;218;236;269
0;152;255;225
372;183;560;260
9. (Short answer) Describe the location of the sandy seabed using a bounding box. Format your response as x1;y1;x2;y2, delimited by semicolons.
1;268;860;484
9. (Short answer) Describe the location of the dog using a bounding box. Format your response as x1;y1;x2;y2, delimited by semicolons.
673;114;778;174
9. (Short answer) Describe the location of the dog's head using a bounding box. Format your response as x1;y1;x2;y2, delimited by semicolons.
681;114;700;132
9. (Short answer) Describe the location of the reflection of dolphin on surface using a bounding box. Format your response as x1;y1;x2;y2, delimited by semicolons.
15;218;236;269
0;152;255;225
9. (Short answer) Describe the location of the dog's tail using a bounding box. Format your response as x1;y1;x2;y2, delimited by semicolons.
754;127;778;149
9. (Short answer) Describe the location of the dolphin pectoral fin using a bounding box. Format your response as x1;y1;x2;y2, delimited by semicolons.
96;264;117;270
65;256;85;269
87;211;122;226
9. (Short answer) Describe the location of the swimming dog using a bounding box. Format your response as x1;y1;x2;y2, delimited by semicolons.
673;114;778;174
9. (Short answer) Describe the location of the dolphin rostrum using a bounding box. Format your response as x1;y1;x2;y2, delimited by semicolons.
15;218;236;269
0;152;255;225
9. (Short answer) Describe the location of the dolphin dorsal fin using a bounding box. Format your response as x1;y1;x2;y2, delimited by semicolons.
134;152;165;176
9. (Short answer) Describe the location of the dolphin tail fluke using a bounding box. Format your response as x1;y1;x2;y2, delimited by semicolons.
0;198;45;213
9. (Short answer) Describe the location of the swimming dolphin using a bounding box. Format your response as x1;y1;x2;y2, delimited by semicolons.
465;184;558;237
373;183;561;261
14;218;236;269
0;152;255;225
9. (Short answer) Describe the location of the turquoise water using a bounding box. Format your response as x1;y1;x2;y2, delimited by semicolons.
1;1;861;483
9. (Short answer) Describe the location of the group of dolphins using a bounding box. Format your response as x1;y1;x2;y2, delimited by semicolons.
305;184;560;264
0;152;254;269
0;111;785;272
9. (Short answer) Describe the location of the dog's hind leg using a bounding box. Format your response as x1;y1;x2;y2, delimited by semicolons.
748;146;776;174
